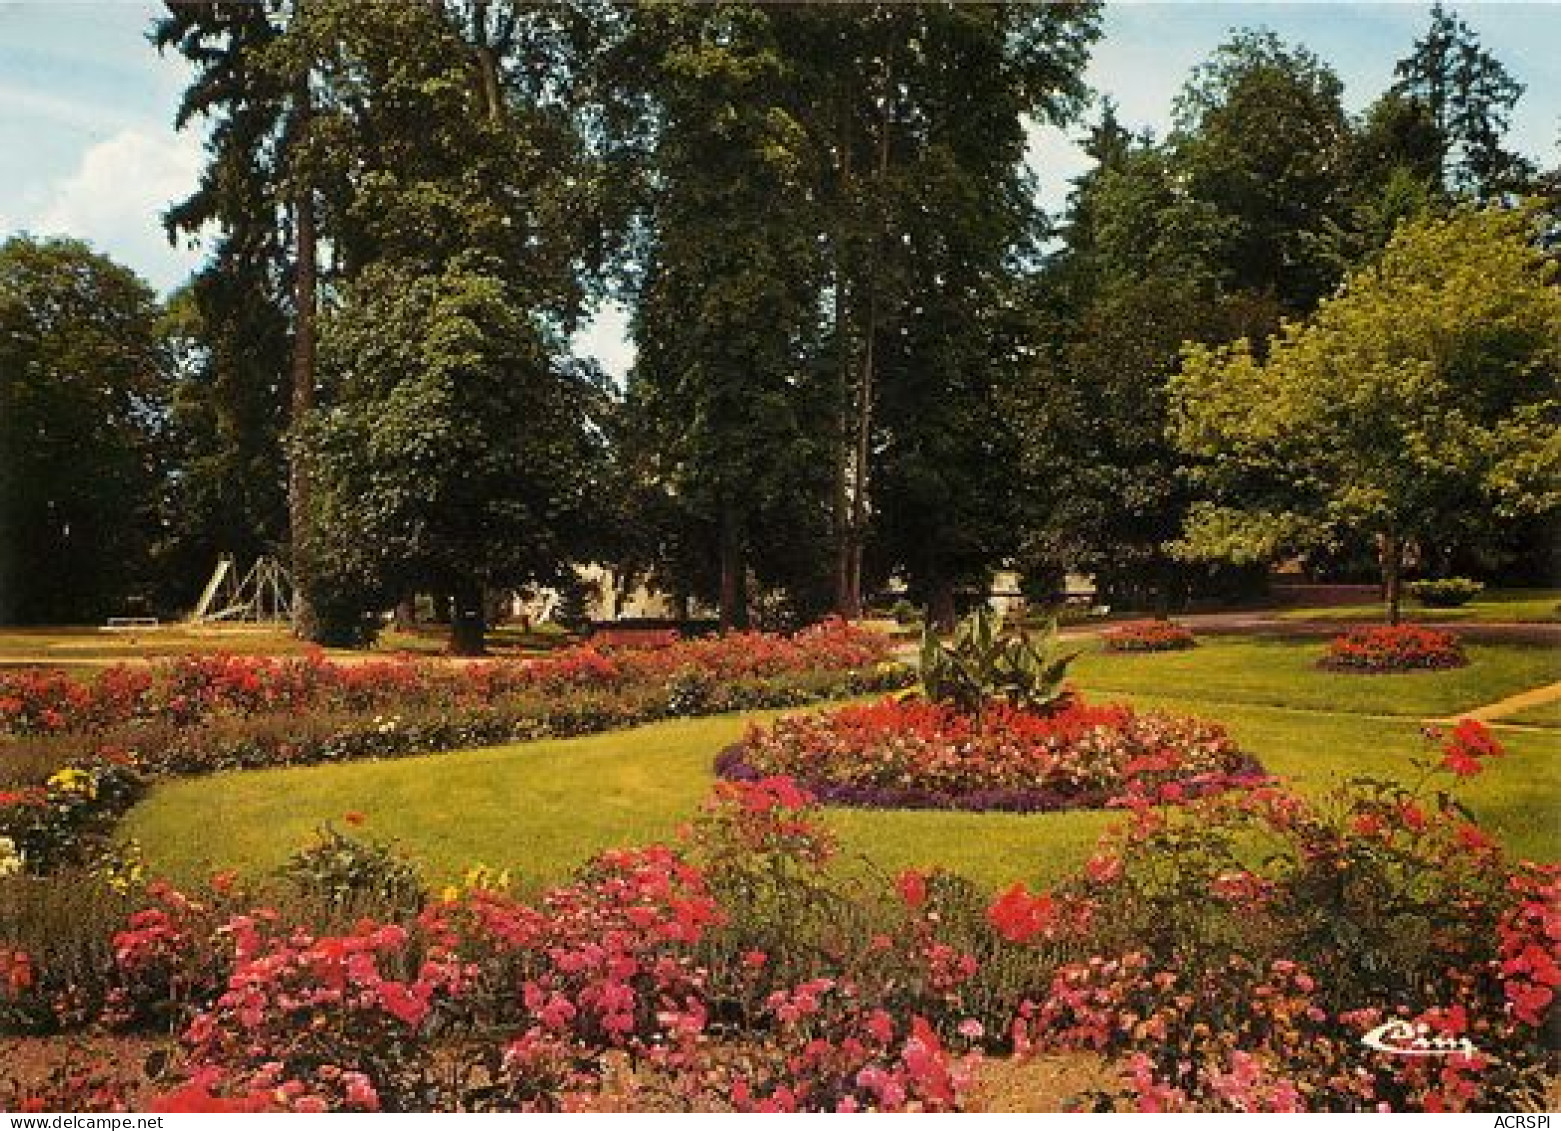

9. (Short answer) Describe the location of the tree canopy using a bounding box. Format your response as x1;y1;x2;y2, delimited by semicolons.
1170;206;1561;621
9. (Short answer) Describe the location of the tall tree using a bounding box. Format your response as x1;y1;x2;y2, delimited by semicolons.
1392;2;1531;198
1172;29;1351;313
1170;207;1561;623
625;3;830;630
0;238;170;624
292;0;614;652
156;0;316;633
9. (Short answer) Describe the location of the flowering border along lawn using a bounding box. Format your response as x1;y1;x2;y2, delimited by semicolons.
717;696;1264;812
0;621;912;877
1;722;1554;1113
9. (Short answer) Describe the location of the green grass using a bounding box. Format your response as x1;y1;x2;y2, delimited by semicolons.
1275;587;1561;624
122;636;1561;896
1068;635;1558;718
0;623;574;670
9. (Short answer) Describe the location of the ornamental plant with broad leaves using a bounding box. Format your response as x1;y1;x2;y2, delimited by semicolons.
919;607;1078;722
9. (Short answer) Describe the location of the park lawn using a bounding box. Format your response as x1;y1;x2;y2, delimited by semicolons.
0;624;574;668
1275;588;1561;624
1068;635;1559;718
122;645;1561;895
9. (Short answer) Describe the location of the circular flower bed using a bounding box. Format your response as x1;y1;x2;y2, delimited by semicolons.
1320;625;1467;672
717;697;1263;812
1102;620;1196;652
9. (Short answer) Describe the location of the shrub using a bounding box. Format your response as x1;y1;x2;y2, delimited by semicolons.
721;696;1261;812
277;824;426;918
919;608;1077;720
1004;720;1557;1112
1407;578;1485;608
1101;621;1196;653
1320;625;1467;672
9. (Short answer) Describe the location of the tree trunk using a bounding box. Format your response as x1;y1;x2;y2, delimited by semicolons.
450;579;487;656
287;67;320;643
1382;529;1404;626
842;58;895;620
928;574;957;635
831;96;857;618
718;503;748;631
469;0;504;123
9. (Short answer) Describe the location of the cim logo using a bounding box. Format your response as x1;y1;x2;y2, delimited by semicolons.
1361;1019;1479;1058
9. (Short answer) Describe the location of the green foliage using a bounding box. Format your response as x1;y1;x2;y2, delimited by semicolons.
1172;206;1561;598
918;606;1077;720
1408;577;1486;608
1172;29;1351;310
0;237;170;624
278;824;425;918
1391;2;1533;197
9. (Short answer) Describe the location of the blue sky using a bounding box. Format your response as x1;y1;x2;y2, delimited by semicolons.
3;2;1558;376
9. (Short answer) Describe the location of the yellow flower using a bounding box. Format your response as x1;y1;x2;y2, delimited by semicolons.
47;767;97;799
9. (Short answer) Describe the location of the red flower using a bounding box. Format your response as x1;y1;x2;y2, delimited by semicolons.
896;869;929;910
987;882;1058;943
343;811;366;827
1439;718;1504;777
378;981;430;1027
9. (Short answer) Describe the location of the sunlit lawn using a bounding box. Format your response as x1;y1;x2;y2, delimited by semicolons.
0;623;572;671
124;636;1561;896
1068;635;1558;717
1275;587;1561;624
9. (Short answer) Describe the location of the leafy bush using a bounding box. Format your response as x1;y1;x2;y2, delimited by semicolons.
919;608;1077;720
1006;720;1557;1112
1320;625;1467;672
278;823;426;918
1407;578;1485;608
1102;621;1196;653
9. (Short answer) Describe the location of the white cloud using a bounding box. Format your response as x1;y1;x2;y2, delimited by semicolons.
28;126;205;292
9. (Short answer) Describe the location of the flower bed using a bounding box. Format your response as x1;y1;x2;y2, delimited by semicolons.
0;724;1551;1113
717;697;1262;812
0;621;912;876
1007;719;1557;1113
1101;621;1196;652
1320;625;1467;672
0;619;898;738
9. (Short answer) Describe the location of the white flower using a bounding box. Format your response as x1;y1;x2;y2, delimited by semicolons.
0;836;24;877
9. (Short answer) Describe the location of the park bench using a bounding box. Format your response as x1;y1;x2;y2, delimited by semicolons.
103;617;160;631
